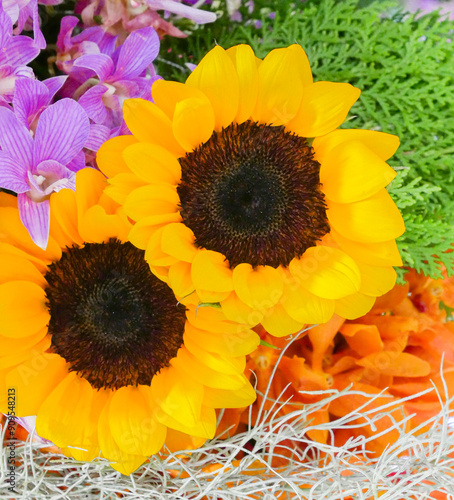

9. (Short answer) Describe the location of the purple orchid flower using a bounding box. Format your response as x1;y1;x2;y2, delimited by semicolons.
0;0;47;48
0;3;39;102
0;97;90;249
58;21;160;132
56;16;115;75
12;76;68;129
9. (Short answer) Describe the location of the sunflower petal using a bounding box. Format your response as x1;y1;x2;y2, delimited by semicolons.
313;129;400;162
191;250;234;293
97;135;137;178
334;292;376;319
184;335;246;375
104;173;148;205
0;326;47;354
226;44;259;124
0;281;50;338
145;227;178;267
4;353;67;416
123;184;179;221
289;246;361;300
357;262;397;297
98;396;147;475
50;188;84;246
151;366;203;428
123;143;181;185
203;378;256;408
232;263;284;309
184;322;260;357
261;302;304;337
128;212;182;250
283;283;335;324
152;79;209;120
172;97;216;153
155;403;216;439
123;99;184;157
161;223;197;262
252;44;310;126
79;205;131;244
0;254;45;286
186;45;239;130
171;347;247;390
37;372;107;459
327;189;405;243
320;140;397;203
287;82;360;138
109;385;166;456
330;229;403;267
221;291;264;326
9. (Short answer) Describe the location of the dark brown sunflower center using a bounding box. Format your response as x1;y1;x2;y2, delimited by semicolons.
178;121;330;268
44;239;186;390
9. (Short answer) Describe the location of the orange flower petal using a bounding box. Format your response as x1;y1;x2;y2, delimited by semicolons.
340;324;383;357
357;351;431;378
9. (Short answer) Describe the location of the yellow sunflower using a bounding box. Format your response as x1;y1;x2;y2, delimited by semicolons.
97;44;405;337
0;168;258;475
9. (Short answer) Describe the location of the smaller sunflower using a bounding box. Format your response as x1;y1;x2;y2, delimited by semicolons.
97;43;405;337
0;168;258;475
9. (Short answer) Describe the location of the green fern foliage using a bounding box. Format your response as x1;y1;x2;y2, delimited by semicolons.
159;0;454;278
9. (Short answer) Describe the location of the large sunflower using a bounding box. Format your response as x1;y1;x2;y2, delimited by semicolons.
0;168;258;475
97;44;405;337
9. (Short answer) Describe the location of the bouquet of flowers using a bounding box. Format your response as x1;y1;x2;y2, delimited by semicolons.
1;0;454;498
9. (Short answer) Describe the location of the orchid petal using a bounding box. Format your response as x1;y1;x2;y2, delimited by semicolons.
113;27;160;80
31;0;46;49
36;159;70;179
34;98;90;165
13;78;49;128
74;54;114;82
66;151;86;172
3;36;40;67
0;8;12;49
56;15;78;52
85;123;110;151
17;193;50;250
0;106;33;166
77;85;109;124
0;150;29;193
43;76;68;100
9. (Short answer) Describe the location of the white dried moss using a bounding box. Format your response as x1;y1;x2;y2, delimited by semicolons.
2;348;454;499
